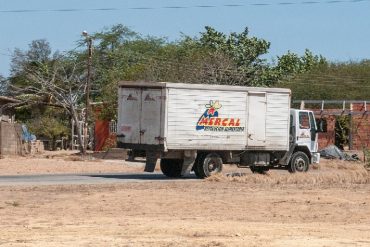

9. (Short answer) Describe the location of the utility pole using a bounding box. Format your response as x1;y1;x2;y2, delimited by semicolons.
82;31;92;154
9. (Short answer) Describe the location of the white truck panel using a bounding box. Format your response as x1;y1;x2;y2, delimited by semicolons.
247;93;267;146
264;93;290;150
117;81;291;152
166;88;247;150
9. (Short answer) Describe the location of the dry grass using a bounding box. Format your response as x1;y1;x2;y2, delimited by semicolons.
208;160;370;186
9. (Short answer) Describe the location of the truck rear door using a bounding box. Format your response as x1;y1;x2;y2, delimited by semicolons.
118;87;164;146
119;88;141;144
141;89;163;145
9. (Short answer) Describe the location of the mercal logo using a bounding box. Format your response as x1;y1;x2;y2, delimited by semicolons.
196;100;244;132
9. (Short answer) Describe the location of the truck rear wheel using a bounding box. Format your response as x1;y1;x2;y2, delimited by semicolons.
288;151;309;173
160;159;182;178
195;153;223;179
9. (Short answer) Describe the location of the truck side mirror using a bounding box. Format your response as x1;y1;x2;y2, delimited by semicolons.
316;118;327;133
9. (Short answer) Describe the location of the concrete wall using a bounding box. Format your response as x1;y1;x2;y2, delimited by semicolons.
0;122;23;156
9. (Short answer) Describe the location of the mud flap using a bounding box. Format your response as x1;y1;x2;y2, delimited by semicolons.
144;151;158;172
181;150;197;176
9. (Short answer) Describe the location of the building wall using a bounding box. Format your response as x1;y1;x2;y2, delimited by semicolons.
351;103;370;150
317;115;336;149
313;103;370;150
0;122;23;156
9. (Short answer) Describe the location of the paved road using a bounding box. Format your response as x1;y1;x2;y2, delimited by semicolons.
0;173;198;186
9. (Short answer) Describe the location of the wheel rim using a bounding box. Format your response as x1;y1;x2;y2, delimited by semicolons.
205;156;221;174
208;160;217;172
294;157;306;172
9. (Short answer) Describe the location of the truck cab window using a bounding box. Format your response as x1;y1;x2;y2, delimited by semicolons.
299;112;310;129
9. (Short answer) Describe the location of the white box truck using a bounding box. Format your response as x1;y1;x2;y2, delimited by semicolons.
117;81;324;178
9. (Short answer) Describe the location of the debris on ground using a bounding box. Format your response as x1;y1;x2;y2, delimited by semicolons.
319;145;360;161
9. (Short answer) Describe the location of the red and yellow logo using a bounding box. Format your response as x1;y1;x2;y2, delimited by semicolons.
196;100;244;132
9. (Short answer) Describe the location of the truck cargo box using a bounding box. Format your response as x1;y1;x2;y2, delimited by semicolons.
117;81;291;152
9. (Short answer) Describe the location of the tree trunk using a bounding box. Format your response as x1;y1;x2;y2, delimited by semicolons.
70;106;86;154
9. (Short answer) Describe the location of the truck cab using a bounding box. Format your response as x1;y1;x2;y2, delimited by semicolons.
288;109;321;172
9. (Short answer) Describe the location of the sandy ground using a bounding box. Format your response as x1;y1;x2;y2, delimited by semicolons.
0;152;370;246
0;151;143;175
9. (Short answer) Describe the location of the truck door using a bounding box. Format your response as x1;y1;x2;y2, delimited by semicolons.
296;111;317;152
309;112;318;152
119;88;164;145
247;93;266;146
140;89;163;145
119;88;141;144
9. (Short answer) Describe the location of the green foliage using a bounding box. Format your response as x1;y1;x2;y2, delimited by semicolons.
280;60;370;101
88;25;304;120
27;116;69;140
199;26;270;67
276;49;327;77
335;116;350;149
7;24;329;123
23;107;69;148
9;39;55;90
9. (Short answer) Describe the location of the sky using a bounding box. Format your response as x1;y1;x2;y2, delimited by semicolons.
1;0;370;77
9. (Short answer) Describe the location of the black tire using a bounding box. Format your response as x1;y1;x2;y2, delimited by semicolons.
250;166;270;174
288;151;309;173
160;159;183;178
196;153;223;179
192;153;205;178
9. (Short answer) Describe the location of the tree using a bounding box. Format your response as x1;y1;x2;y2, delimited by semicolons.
0;75;8;95
276;49;327;76
83;25;327;120
9;39;55;90
10;49;88;153
27;57;87;153
7;39;93;153
197;26;272;86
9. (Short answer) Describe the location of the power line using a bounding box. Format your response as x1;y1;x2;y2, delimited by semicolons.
0;0;369;13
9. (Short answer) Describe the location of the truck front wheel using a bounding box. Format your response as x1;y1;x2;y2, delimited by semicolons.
160;159;182;178
288;151;309;173
195;153;223;179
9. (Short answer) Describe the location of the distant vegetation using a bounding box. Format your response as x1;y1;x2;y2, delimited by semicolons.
1;24;369;148
280;60;370;101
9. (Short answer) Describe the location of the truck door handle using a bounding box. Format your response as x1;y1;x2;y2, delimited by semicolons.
140;130;146;135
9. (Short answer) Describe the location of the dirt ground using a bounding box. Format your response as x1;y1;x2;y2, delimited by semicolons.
0;152;370;246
